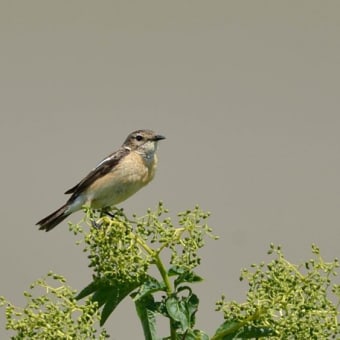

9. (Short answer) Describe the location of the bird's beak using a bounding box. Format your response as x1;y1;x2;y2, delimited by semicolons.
154;134;166;141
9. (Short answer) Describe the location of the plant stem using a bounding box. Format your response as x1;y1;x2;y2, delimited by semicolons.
134;233;176;339
154;252;177;339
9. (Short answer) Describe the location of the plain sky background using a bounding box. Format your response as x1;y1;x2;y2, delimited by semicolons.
1;1;339;339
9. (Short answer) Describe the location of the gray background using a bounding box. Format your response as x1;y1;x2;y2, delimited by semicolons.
1;1;339;339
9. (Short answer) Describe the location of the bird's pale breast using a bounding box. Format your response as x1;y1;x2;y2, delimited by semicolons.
86;151;157;209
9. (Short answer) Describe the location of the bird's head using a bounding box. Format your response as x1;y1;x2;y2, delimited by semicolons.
123;130;165;155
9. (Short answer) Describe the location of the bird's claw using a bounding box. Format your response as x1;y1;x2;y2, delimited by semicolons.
92;219;102;229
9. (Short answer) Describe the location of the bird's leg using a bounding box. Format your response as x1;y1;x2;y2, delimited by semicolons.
102;207;121;219
91;219;102;229
105;211;116;218
91;208;117;229
89;209;104;229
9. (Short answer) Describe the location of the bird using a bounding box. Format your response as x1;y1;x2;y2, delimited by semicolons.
36;129;165;231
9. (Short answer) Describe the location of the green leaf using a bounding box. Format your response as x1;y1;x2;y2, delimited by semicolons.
77;278;144;326
165;296;189;331
213;320;242;339
77;278;112;308
213;320;275;339
92;285;115;308
185;293;199;323
196;330;210;340
100;289;119;326
179;329;209;340
99;279;143;326
135;294;158;340
132;276;166;301
174;271;203;288
235;325;275;338
76;280;100;300
168;266;186;276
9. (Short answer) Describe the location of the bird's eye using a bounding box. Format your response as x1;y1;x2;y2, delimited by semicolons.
135;134;143;141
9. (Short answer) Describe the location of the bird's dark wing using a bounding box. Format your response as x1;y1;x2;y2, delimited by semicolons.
64;147;129;197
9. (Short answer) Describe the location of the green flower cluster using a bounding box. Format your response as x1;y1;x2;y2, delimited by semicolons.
71;203;216;285
3;204;338;339
215;244;340;339
70;203;217;333
0;272;108;339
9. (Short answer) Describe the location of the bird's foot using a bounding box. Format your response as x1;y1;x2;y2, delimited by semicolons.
92;219;102;229
105;211;116;218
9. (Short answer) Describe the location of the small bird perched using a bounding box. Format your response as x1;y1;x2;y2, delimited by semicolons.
36;129;165;231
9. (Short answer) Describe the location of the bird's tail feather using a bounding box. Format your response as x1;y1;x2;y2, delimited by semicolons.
36;204;71;232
